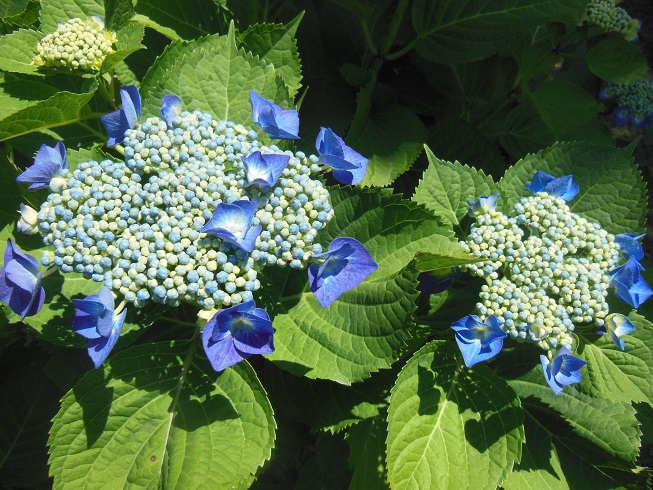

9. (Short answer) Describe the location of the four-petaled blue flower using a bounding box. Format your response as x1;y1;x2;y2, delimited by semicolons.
0;238;45;320
100;85;141;146
599;313;636;351
525;171;579;201
16;141;68;191
242;151;290;191
202;301;274;372
451;314;506;367
161;94;183;128
615;233;645;261
72;286;127;368
308;237;378;308
610;256;653;308
540;346;586;395
467;193;499;217
249;90;299;140
201;200;262;252
316;127;368;185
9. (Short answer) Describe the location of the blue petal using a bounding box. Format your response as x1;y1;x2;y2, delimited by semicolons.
121;85;141;128
87;307;126;368
614;106;630;126
203;334;247;372
611;256;653;308
242;151;290;190
307;237;378;308
161;94;182;128
451;314;506;367
0;239;44;319
316;128;368;185
525;171;578;200
249;91;299;140
16;143;66;189
540;355;563;395
615;233;645;261
101;109;130;146
467;194;499;216
201;200;261;252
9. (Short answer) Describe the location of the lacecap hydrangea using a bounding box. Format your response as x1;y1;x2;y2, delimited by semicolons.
33;17;116;71
600;80;653;128
583;0;641;41
452;171;651;394
6;86;376;372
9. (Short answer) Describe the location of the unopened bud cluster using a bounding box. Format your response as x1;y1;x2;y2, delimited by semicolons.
601;80;653;127
33;17;116;71
36;109;334;309
583;0;641;40
460;193;620;352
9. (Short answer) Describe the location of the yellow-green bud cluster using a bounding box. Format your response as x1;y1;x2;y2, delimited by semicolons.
460;193;620;351
33;17;116;71
583;0;641;40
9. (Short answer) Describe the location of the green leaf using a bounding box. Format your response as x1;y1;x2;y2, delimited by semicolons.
576;311;653;404
386;341;524;489
133;0;223;40
587;37;648;84
350;104;427;188
413;251;480;274
141;25;290;127
345;416;388;490
499;100;556;159
498;141;648;234
104;0;134;30
410;0;586;63
528;81;601;137
66;146;118;169
39;0;104;34
0;0;30;17
412;146;499;234
0;366;62;487
48;341;276;488
269;187;459;384
0;29;42;75
237;13;303;98
101;23;145;73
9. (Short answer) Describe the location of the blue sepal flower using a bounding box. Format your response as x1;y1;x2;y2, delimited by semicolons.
610;256;653;308
72;286;126;368
249;90;299;140
201;200;262;252
615;233;645;261
242;151;290;191
451;314;506;367
540;346;586;395
308;237;378;308
614;106;631;126
316;127;368;185
16;141;67;190
0;238;45;320
100;85;141;146
599;313;636;351
467;193;499;217
525;171;579;201
202;301;274;372
161;94;183;128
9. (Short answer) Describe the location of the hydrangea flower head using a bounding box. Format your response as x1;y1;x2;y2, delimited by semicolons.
17;204;39;235
202;301;274;372
467;193;499;217
525;171;579;201
599;313;636;351
316;127;368;185
161;94;183;128
242;151;290;191
100;85;141;146
73;286;126;368
610;256;653;308
451;314;506;367
16;141;68;191
201;200;262;252
541;346;586;395
0;239;46;320
249;90;299;140
615;233;645;261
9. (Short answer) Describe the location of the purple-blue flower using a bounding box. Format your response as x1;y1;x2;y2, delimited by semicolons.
308;237;378;308
614;106;631;126
451;314;506;367
615;233;645;261
540;346;586;395
100;85;141;146
202;301;274;372
0;239;45;320
161;94;182;128
201;200;262;252
525;171;579;201
316;127;368;185
610;256;653;308
249;90;299;140
467;193;499;217
16;141;67;191
72;286;126;368
599;313;636;351
242;151;290;191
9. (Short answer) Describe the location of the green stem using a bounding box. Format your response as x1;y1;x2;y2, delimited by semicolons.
384;38;418;61
41;266;59;279
114;145;125;156
360;19;378;55
371;0;411;69
98;76;116;109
